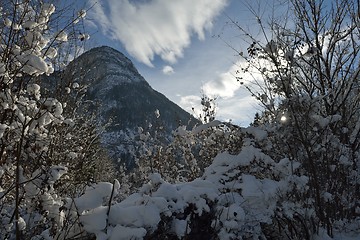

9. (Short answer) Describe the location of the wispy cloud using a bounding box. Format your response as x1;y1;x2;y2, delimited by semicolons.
216;94;259;125
162;65;174;75
202;58;266;98
180;95;201;113
202;60;244;98
179;94;204;121
88;0;228;66
202;64;239;98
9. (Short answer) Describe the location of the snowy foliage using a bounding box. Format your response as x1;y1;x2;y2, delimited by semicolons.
1;0;359;239
130;119;243;185
0;1;113;239
232;0;360;237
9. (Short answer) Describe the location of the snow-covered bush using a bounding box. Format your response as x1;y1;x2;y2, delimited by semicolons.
67;126;312;239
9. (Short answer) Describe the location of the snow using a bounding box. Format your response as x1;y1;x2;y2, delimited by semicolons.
109;225;147;240
67;151;78;159
154;109;160;118
275;157;301;176
63;118;75;127
72;82;79;88
18;51;50;75
192;120;222;134
148;173;163;185
70;173;222;238
78;33;90;41
17;217;26;231
0;124;8;138
0;62;5;75
74;181;120;212
204;145;275;182
172;218;190;237
49;165;68;182
77;9;86;18
41;3;56;16
38;112;53;126
27;83;41;100
42;98;63;116
311;114;342;128
23;20;38;30
4;18;12;27
44;47;57;59
109;204;161;229
173;125;188;136
240;174;282;203
41;192;65;225
243;126;268;140
56;31;68;42
80;206;107;232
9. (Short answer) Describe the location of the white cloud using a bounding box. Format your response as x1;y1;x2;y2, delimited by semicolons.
162;65;174;75
202;58;267;99
202;61;241;98
88;0;228;66
216;94;259;126
179;95;201;116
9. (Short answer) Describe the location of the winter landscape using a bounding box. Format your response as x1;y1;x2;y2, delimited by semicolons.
0;0;360;239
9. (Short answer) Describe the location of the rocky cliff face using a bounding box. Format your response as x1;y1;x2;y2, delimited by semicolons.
63;46;199;167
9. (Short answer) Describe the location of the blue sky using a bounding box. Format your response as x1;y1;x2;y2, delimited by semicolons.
83;0;285;126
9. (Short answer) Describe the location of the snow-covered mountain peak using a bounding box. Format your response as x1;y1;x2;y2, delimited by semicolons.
66;46;147;86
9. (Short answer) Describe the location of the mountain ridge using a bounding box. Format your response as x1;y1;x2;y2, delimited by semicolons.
64;46;199;167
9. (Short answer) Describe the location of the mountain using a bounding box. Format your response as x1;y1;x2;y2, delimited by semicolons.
63;46;199;167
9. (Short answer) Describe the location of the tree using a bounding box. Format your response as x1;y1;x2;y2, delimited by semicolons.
130;118;243;187
230;0;360;236
0;1;113;239
199;93;218;124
